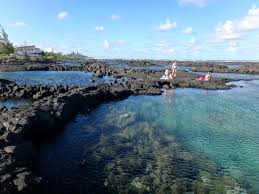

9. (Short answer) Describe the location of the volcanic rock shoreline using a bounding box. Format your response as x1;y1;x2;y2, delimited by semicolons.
0;82;134;193
0;61;236;193
192;64;259;75
1;59;259;75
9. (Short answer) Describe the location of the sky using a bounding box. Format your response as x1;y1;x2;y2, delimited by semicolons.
1;0;259;60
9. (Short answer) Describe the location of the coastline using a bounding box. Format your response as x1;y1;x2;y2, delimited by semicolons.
0;60;251;193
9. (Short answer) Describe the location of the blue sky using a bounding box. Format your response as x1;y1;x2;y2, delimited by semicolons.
1;0;259;60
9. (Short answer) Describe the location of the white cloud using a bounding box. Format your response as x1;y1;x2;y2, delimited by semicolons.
9;22;27;27
183;27;193;34
189;37;196;45
156;18;177;31
45;48;53;52
210;5;259;42
95;26;104;31
166;48;175;53
104;40;110;49
178;0;207;7
104;39;127;49
57;11;68;20
227;46;237;53
109;14;120;20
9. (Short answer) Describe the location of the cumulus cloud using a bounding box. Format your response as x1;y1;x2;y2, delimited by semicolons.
9;22;27;27
104;39;127;49
183;27;193;34
156;18;177;31
57;11;68;20
109;14;120;20
178;0;207;7
95;26;104;31
210;5;259;42
104;40;110;49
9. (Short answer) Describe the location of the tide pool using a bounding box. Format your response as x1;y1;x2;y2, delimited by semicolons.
36;80;259;193
0;99;30;109
0;71;112;86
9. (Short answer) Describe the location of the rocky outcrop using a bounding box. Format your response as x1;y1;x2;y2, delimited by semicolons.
0;83;148;193
193;64;259;75
0;82;70;101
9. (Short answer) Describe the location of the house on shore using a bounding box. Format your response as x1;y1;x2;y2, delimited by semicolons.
15;45;42;57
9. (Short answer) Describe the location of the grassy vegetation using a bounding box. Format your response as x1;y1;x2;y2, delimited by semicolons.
38;51;89;62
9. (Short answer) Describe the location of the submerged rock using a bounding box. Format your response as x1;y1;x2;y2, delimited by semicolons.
13;171;41;192
4;145;16;154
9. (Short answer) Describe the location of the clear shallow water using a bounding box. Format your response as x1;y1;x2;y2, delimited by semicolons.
36;80;259;194
0;99;30;109
0;71;111;86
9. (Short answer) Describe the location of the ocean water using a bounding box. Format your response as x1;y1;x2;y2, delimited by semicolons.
0;99;30;109
0;71;112;86
36;80;259;194
107;63;194;71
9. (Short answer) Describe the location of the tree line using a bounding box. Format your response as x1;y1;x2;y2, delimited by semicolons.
0;25;15;56
0;25;89;62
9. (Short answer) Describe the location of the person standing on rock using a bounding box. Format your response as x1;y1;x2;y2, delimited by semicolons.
171;61;177;78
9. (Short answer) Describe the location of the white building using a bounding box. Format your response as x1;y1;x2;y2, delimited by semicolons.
16;45;42;57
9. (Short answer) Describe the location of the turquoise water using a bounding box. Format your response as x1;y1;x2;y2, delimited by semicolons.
0;71;111;86
0;99;30;109
36;80;259;193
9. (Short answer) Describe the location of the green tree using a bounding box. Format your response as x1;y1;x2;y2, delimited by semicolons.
0;25;15;55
